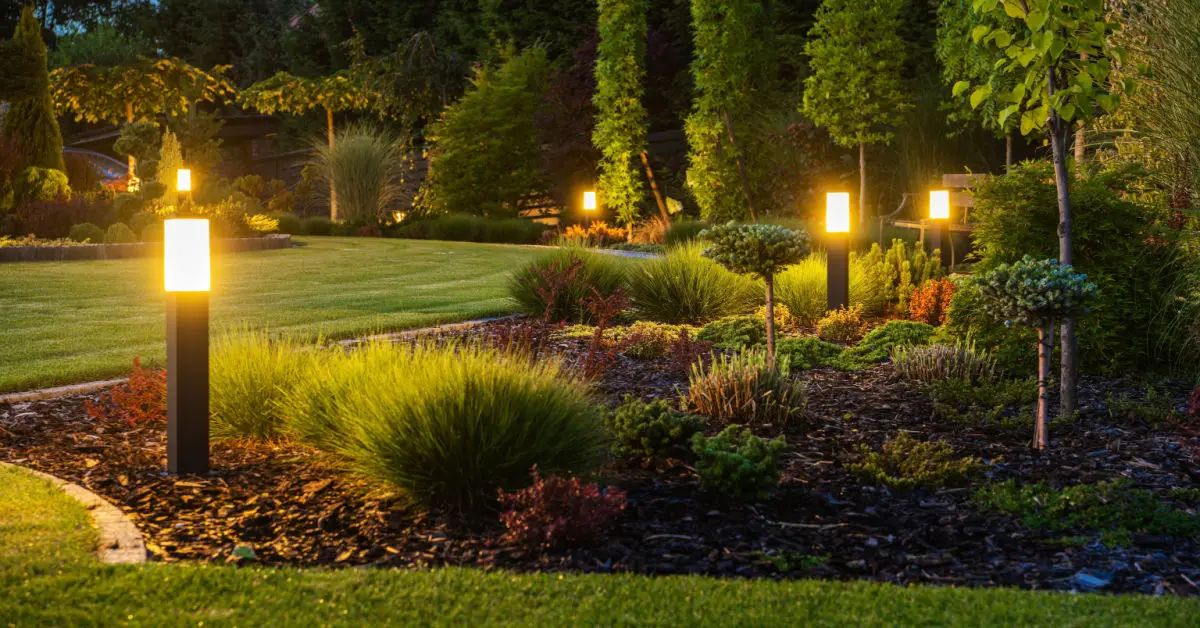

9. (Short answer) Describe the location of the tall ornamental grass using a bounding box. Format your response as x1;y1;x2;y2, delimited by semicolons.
508;247;628;323
312;123;408;222
775;251;891;322
209;330;317;440
627;242;758;324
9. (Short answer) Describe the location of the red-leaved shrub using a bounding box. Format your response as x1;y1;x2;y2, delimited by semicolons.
84;357;166;426
580;286;630;378
499;466;627;550
908;277;955;326
667;329;713;376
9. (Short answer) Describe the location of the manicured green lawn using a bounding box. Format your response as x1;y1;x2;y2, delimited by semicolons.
4;466;1200;626
0;237;542;393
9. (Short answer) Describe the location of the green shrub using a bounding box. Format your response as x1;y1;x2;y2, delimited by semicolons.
816;305;867;343
926;377;1039;430
837;320;934;367
312;123;408;223
664;219;709;245
691;425;786;500
244;213;279;234
273;213;303;235
102;222;136;244
613;321;696;358
112;192;142;219
975;479;1200;546
140;222;163;243
431;213;486;241
1106;385;1181;426
892;342;997;385
697;315;765;351
776;337;844;370
293;341;606;512
627;242;758;324
606;395;706;459
485;217;544;244
209;331;315;440
682;348;805;426
128;211;158;236
13;167;70;203
848;432;982;491
67;222;104;243
303;217;333;236
943;281;1038;374
508;247;627;323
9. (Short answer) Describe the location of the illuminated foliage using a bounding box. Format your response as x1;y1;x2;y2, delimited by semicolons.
593;0;649;227
51;57;235;124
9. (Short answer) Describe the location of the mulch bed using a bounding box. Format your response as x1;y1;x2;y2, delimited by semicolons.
3;320;1200;596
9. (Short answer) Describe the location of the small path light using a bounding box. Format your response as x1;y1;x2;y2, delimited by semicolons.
928;189;950;261
826;192;850;312
165;168;210;474
583;190;597;229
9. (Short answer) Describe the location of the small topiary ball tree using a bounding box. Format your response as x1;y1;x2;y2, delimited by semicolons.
702;223;810;367
974;256;1098;451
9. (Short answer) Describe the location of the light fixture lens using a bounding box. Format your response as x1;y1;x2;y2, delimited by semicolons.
176;169;192;193
930;190;950;220
583;190;597;211
826;192;850;233
164;219;210;292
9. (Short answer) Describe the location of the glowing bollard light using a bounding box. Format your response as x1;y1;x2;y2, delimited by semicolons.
826;192;851;312
583;190;597;211
928;189;950;262
165;169;210;474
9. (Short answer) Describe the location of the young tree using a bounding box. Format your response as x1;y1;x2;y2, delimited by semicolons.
593;0;660;228
240;70;377;221
702;223;810;368
2;6;65;173
975;256;1098;450
959;0;1127;416
802;0;909;226
685;0;770;223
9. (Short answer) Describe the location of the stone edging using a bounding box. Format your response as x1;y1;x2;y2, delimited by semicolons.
0;233;291;263
0;461;147;564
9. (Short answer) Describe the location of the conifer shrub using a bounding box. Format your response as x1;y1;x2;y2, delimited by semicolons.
848;433;982;491
776;337;845;370
691;425;786;500
696;315;765;351
13;167;69;203
606;395;707;459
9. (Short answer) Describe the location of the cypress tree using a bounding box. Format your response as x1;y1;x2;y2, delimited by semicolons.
3;6;65;173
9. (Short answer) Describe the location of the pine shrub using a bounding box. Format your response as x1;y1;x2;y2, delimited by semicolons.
696;315;765;351
606;394;706;459
776;337;845;370
848;432;982;491
691;425;786;500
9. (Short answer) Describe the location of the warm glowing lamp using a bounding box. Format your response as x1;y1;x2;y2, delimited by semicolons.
176;168;192;193
163;215;211;474
825;193;850;312
826;192;850;233
929;190;950;220
583;190;597;211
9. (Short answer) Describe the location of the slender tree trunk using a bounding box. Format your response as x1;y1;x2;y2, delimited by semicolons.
764;275;776;370
719;109;757;222
327;106;338;222
1005;132;1014;168
859;143;867;228
640;151;670;225
1074;122;1086;163
1035;322;1052;451
125;101;136;175
1048;67;1077;419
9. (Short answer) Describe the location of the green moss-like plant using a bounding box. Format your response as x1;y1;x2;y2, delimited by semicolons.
775;337;845;370
848;432;982;492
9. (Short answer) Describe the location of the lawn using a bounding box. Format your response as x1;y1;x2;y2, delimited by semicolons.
0;237;542;393
3;466;1198;626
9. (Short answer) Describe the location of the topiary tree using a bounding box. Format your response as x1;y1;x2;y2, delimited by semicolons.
2;6;65;173
802;0;909;227
702;223;810;367
974;256;1098;451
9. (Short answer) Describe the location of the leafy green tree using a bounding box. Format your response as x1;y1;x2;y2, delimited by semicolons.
802;0;909;227
593;0;654;228
702;223;811;368
48;23;151;68
157;129;184;206
420;48;551;218
685;0;771;223
959;0;1128;417
974;256;1098;450
2;6;65;173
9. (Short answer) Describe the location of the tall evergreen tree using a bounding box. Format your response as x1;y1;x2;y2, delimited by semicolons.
593;0;651;227
802;0;908;226
3;6;65;173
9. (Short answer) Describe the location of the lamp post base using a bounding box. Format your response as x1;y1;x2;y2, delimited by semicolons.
827;233;849;312
167;292;209;474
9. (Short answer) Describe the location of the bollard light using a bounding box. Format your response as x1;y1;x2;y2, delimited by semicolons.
176;168;192;193
164;170;210;475
927;189;950;260
583;190;597;211
825;193;850;312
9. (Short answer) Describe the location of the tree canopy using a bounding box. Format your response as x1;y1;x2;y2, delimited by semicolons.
593;0;649;227
50;57;236;124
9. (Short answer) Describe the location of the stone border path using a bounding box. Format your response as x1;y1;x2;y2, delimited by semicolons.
1;461;147;564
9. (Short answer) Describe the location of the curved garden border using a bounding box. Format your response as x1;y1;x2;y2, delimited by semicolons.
0;233;292;263
0;461;147;564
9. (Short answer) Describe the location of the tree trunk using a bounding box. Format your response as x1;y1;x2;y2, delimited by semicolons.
327;106;338;222
640;151;670;225
859;143;867;228
764;275;776;370
1048;67;1077;419
1005;132;1014;168
1035;322;1052;451
1074;121;1086;163
125;101;136;175
719;109;758;222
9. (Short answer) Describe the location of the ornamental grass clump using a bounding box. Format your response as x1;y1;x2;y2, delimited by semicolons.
288;341;607;513
209;331;317;440
311;123;408;222
606;395;707;459
974;256;1099;450
701;223;810;367
691;425;786;500
892;341;997;385
682;348;805;426
626;242;758;324
508;247;627;323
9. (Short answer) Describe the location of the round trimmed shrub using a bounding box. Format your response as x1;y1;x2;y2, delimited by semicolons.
103;222;137;244
13;167;70;203
128;211;158;236
286;341;607;512
627;242;758;324
430;213;486;241
508;247;628;323
273;212;304;235
140;222;163;242
303;216;333;236
68;222;105;243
